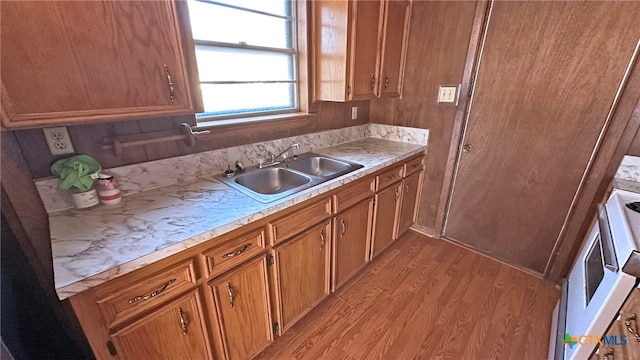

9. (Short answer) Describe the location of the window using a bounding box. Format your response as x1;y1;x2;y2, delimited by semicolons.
186;0;298;121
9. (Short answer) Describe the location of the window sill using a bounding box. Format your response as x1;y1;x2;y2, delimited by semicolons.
195;112;315;130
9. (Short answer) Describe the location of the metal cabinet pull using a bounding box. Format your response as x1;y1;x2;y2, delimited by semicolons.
395;188;399;202
462;144;473;153
405;183;410;195
385;175;395;181
221;243;252;259
369;72;375;91
625;313;640;343
163;64;175;103
603;348;614;360
340;218;347;238
320;229;326;250
128;278;176;303
226;282;234;308
177;307;188;335
384;75;390;90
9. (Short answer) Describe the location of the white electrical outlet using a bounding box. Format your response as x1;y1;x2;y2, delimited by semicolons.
43;127;75;155
437;85;458;104
351;106;358;120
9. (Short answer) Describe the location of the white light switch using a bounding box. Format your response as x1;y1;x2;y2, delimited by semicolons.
437;85;458;104
351;106;358;120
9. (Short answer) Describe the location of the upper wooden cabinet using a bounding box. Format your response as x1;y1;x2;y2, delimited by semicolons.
0;0;202;129
312;0;411;102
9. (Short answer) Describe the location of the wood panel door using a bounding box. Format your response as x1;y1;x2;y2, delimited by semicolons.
444;1;640;274
0;1;201;129
371;181;402;259
207;255;273;360
378;0;410;98
272;220;331;334
332;198;374;291
110;290;212;360
397;170;423;238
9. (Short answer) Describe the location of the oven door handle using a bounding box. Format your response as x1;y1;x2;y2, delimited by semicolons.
598;203;619;272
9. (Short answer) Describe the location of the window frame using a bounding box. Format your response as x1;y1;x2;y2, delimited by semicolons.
187;0;308;125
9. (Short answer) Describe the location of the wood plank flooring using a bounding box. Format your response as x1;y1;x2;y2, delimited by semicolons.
256;231;559;360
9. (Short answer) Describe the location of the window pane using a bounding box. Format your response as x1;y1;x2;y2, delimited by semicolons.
215;0;289;17
195;46;294;82
188;1;292;49
200;83;296;115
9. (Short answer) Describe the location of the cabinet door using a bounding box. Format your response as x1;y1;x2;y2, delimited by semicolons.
333;198;374;291
349;0;382;100
371;181;402;259
378;0;410;98
1;1;200;128
593;287;640;360
273;220;331;333
110;290;212;360
208;255;273;360
397;170;423;238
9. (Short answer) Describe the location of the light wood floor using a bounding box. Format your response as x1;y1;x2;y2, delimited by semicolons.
256;231;560;360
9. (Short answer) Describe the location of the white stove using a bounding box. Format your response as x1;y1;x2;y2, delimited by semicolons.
550;189;640;360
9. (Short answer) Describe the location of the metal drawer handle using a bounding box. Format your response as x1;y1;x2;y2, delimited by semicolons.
163;64;175;103
177;307;188;335
603;348;614;360
369;72;375;91
405;183;409;194
221;243;252;259
340;218;347;238
625;313;640;343
128;278;176;303
384;75;390;90
226;282;234;308
385;175;395;181
320;229;326;250
395;188;399;202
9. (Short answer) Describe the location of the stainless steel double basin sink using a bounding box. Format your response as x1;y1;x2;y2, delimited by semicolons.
215;152;364;203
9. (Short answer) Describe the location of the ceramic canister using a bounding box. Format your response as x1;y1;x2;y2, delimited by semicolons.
96;174;121;205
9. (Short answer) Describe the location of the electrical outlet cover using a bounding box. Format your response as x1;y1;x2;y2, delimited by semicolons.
351;106;358;120
43;127;75;155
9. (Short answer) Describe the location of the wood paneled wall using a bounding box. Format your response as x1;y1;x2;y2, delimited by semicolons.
12;100;369;179
629;125;640;156
370;1;478;230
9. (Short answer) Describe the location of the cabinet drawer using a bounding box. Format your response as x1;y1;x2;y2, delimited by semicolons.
202;228;266;277
376;165;403;191
333;176;375;213
96;259;197;328
404;155;425;176
269;197;332;246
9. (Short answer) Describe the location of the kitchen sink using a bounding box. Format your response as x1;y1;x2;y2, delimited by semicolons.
234;167;311;195
215;152;363;203
286;156;352;177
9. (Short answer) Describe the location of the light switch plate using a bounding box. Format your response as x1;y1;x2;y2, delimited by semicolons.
437;85;458;104
43;126;75;155
351;106;358;120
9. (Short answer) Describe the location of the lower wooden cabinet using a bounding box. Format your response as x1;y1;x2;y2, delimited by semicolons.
371;181;402;259
397;170;423;238
590;287;640;360
110;290;212;360
271;220;332;334
332;198;374;291
207;255;273;360
68;156;425;360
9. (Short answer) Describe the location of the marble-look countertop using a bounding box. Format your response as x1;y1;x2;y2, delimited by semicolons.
614;155;640;193
52;138;426;300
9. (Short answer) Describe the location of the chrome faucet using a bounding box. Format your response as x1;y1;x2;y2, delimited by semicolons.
259;143;300;168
